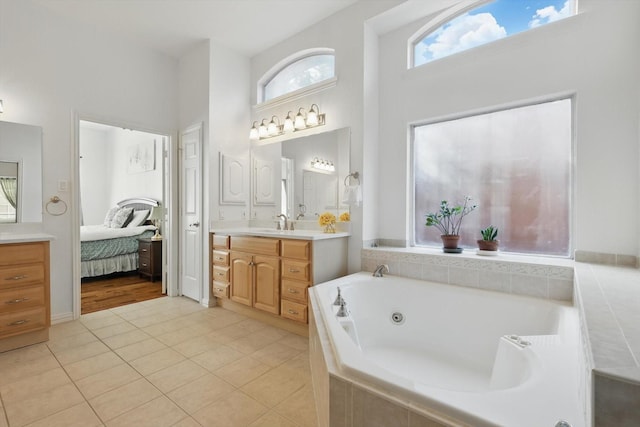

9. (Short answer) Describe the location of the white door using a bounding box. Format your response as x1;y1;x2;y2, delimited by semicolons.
179;125;202;302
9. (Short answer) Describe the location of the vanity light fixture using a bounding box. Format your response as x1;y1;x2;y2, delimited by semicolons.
258;119;269;139
267;115;283;137
293;108;306;130
283;111;295;132
306;104;320;126
250;104;326;141
311;157;335;172
249;121;259;140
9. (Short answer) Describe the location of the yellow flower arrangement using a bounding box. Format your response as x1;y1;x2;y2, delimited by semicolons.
339;212;350;222
318;212;336;233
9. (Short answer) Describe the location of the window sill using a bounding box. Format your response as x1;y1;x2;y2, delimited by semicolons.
253;77;338;112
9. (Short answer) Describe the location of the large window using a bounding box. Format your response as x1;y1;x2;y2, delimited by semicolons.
262;53;335;102
413;98;572;256
412;0;576;67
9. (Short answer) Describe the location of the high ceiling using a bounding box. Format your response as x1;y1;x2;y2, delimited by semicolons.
32;0;360;59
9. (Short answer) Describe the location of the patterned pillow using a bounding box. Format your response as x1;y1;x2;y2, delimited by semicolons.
103;206;120;227
126;210;150;227
109;207;134;228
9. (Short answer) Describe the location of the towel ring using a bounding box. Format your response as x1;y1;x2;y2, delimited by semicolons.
46;196;68;216
344;171;360;186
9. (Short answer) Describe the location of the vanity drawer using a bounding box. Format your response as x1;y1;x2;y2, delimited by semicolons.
281;279;308;304
280;239;310;261
212;265;230;283
0;285;45;313
212;250;230;266
212;234;230;249
212;281;230;298
0;265;45;290
0;242;46;267
231;236;279;256
0;307;47;338
281;299;307;323
281;260;310;282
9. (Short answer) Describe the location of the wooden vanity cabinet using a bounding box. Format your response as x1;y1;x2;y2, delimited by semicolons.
0;240;50;352
229;237;280;315
280;239;311;323
211;234;231;299
211;232;348;329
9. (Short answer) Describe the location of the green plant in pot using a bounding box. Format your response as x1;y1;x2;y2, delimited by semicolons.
425;196;476;252
478;225;499;251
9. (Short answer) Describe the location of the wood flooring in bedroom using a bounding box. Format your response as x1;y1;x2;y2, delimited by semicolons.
81;273;164;314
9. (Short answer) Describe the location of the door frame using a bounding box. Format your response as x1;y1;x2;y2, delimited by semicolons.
71;112;179;319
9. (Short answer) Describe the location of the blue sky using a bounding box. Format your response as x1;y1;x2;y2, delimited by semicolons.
415;0;575;66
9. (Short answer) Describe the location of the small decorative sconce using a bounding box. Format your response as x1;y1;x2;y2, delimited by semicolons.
0;100;4;113
249;104;326;141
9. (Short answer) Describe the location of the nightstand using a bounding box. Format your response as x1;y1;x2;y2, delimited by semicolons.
138;238;162;282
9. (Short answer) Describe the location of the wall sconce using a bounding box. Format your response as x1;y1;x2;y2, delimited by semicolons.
311;157;335;172
0;100;4;113
249;104;326;141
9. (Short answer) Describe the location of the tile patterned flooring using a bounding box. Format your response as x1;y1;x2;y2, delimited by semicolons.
0;297;318;427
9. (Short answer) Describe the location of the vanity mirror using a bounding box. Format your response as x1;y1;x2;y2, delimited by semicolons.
250;127;350;221
0;121;43;223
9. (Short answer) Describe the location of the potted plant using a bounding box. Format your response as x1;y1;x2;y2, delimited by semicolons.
425;196;476;252
478;225;499;252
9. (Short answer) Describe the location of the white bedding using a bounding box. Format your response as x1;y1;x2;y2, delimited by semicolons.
80;224;156;242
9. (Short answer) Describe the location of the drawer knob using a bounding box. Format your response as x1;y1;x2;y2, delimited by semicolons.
141;248;148;252
215;257;224;261
5;275;27;281
8;319;28;326
287;289;299;294
216;272;225;277
141;263;148;267
288;268;300;273
288;309;299;315
5;297;29;305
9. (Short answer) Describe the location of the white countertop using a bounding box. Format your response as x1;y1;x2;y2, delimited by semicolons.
211;227;350;240
0;232;56;243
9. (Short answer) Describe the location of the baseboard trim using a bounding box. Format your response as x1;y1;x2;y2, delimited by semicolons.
51;312;74;325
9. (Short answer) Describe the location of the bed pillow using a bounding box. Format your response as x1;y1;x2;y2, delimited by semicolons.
109;207;134;228
126;209;150;228
103;206;120;227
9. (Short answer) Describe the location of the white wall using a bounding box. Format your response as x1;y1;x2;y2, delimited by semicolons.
249;1;403;272
80;126;164;226
79;127;111;225
375;0;640;256
0;0;179;319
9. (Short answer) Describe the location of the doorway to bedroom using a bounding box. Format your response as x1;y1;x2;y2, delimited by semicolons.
78;120;167;314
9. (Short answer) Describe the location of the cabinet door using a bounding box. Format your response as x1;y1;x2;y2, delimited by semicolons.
230;253;252;307
253;255;280;315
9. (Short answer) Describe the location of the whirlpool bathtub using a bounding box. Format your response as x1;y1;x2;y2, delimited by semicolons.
309;272;584;427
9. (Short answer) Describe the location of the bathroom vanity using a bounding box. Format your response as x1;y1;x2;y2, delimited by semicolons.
0;236;52;352
210;229;349;334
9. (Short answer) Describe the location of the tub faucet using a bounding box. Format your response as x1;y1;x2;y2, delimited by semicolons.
277;214;288;230
336;300;349;317
373;264;389;277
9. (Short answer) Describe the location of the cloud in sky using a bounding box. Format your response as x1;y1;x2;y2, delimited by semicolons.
417;12;507;63
529;0;574;28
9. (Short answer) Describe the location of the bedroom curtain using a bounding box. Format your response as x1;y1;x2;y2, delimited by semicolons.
0;177;17;208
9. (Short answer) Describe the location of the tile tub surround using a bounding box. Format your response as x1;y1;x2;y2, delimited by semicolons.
574;263;640;427
362;247;575;301
0;297;317;427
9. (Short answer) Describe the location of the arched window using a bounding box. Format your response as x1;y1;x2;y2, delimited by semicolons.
411;0;576;68
259;49;335;103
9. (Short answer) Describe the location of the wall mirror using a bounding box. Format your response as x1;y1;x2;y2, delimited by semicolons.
250;127;350;221
0;121;43;223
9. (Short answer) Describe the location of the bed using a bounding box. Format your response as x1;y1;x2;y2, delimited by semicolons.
81;197;159;279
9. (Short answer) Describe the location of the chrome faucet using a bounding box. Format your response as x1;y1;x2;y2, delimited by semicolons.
277;214;288;230
372;264;389;277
